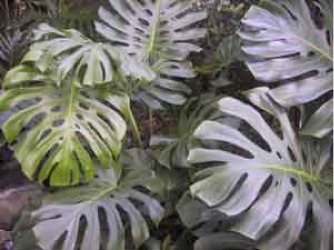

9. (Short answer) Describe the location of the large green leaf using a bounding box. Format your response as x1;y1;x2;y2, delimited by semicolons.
25;23;155;86
0;74;132;186
188;96;332;250
95;0;207;107
95;0;207;60
239;0;333;138
32;166;163;250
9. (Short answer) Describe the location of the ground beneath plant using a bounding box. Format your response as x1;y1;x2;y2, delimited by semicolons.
0;148;42;249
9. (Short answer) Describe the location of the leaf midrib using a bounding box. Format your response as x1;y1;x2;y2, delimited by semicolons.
292;33;333;62
88;183;118;204
224;163;322;183
64;83;77;140
46;183;118;233
261;164;320;182
147;0;162;56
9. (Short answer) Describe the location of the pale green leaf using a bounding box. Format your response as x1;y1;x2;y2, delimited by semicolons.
239;0;333;137
32;167;164;250
95;0;207;61
189;97;333;250
25;23;155;86
95;0;207;107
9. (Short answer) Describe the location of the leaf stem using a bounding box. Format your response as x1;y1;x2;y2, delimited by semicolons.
129;108;143;147
149;107;153;136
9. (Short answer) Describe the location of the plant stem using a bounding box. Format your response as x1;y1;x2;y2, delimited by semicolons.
149;107;153;137
129;110;143;147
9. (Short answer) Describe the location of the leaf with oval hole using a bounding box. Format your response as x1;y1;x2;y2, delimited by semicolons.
188;96;332;250
94;0;207;107
24;23;155;86
239;0;333;138
95;0;207;61
32;167;163;250
0;83;131;186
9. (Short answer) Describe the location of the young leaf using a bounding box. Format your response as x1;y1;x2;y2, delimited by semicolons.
150;94;230;168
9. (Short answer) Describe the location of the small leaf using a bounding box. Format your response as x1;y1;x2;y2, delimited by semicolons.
301;99;333;138
194;232;255;250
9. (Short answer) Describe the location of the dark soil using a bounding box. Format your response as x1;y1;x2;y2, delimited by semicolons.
0;147;42;249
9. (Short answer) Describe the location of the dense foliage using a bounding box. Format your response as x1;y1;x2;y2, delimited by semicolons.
0;0;332;250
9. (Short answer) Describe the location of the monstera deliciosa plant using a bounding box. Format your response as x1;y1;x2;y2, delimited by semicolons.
0;0;332;250
187;95;332;250
94;0;207;108
238;0;333;138
0;0;206;249
0;23;153;186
